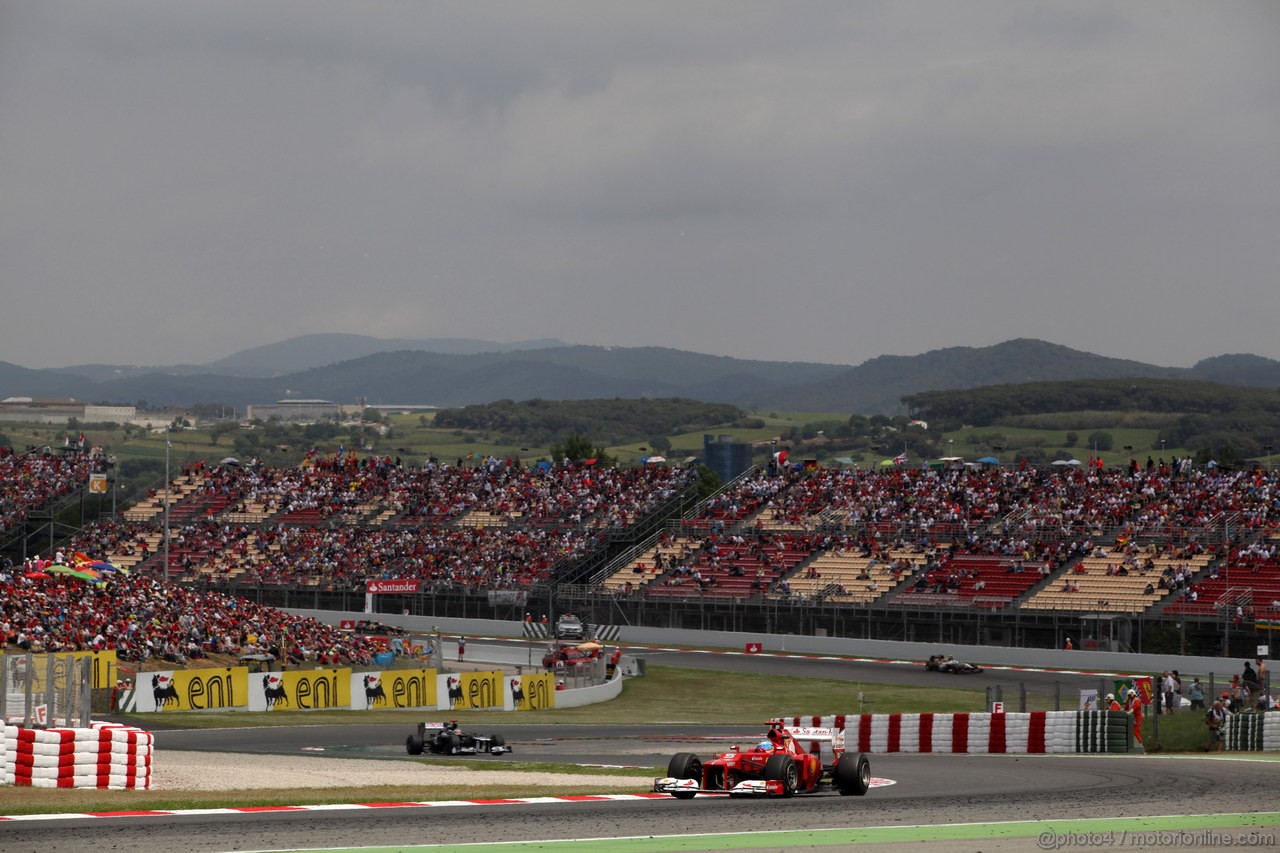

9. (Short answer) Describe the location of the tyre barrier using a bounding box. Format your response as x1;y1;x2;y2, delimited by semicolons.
776;711;1136;755
1223;713;1280;751
1;720;153;789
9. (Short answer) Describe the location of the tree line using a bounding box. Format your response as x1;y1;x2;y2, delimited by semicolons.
432;398;751;446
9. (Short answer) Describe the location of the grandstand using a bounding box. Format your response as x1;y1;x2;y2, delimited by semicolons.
1018;550;1208;612
1164;551;1280;623
778;549;920;604
902;554;1051;610
5;447;1280;657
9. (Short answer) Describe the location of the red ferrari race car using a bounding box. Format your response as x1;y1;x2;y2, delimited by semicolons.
653;720;871;799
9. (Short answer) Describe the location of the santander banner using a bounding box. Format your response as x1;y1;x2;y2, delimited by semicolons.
366;579;421;594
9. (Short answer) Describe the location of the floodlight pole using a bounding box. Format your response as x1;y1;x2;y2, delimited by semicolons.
163;432;171;580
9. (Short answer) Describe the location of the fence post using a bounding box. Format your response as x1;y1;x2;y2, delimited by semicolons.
61;654;74;728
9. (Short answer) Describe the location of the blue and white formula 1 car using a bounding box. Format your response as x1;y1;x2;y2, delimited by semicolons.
406;720;511;756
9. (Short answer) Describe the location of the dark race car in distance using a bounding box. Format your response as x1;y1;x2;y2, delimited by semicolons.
406;720;511;756
925;654;984;674
653;720;870;799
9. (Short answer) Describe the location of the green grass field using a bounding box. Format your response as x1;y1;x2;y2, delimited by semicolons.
4;408;1217;475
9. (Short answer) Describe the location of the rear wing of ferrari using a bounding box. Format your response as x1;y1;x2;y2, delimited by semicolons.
771;721;847;762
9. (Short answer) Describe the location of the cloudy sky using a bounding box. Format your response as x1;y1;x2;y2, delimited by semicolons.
2;1;1277;370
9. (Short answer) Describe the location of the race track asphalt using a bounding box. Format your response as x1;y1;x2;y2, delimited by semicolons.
5;641;1273;852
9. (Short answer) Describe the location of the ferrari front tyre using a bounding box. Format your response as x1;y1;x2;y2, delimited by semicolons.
491;735;506;753
666;752;702;800
834;752;871;796
763;754;798;797
406;734;425;756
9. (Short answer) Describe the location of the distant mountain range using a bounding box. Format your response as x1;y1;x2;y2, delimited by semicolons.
2;335;1277;415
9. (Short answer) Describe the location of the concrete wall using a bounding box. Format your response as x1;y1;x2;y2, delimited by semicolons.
552;669;625;709
288;608;1264;680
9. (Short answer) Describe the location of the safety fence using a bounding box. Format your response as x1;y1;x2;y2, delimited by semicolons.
1;721;152;789
776;710;1137;755
1;652;100;729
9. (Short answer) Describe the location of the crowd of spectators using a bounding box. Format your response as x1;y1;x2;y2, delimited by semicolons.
6;452;1280;643
0;446;107;537
169;453;696;530
749;463;1280;544
0;567;381;666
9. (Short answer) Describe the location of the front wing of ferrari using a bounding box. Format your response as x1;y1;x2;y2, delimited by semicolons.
652;776;788;797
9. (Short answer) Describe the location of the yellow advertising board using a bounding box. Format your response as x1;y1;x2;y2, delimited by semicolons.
278;669;350;710
7;651;119;690
379;669;438;709
508;672;556;711
439;669;504;711
146;667;249;712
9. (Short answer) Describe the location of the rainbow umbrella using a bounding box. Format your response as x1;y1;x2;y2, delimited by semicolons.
47;564;104;583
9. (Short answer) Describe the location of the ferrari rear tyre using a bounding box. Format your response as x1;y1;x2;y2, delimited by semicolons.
405;734;425;756
834;752;870;796
763;754;798;797
667;752;701;800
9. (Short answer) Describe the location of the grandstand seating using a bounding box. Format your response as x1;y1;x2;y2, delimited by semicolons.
122;477;206;522
776;549;920;604
13;453;1280;637
643;539;812;600
1164;560;1280;622
1021;550;1210;614
903;555;1051;609
600;535;696;592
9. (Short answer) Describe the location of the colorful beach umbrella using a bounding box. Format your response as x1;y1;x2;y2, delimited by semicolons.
47;564;104;583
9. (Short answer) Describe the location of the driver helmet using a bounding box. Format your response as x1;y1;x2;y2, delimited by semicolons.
756;740;773;751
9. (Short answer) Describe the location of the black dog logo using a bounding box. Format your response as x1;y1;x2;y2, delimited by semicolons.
510;677;525;709
263;674;289;710
152;673;179;710
447;676;463;709
363;674;386;709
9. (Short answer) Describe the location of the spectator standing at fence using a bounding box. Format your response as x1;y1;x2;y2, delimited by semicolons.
1255;658;1270;708
1205;698;1229;751
1187;678;1206;710
457;635;466;662
1242;661;1260;697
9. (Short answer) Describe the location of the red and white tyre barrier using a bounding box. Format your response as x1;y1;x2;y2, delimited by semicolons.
779;711;1133;755
2;721;152;789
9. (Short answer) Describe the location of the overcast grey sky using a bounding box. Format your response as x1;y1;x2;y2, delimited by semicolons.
2;1;1277;370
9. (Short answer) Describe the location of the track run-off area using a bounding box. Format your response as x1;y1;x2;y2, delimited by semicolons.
3;641;1278;852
